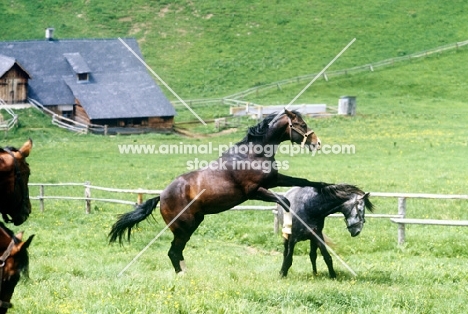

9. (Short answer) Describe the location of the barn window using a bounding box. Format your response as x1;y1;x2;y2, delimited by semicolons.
62;110;73;118
78;73;89;82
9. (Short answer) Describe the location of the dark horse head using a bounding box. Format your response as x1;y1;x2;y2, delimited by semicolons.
0;139;33;226
322;184;374;237
243;109;321;151
0;222;34;313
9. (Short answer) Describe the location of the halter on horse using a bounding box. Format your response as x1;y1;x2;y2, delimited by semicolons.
0;222;34;313
0;139;33;226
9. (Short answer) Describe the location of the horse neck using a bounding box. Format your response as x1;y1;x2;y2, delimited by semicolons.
265;118;290;146
313;197;347;217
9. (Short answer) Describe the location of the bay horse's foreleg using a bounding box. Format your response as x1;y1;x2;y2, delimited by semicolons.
309;240;318;276
316;231;336;278
270;174;329;190
280;238;296;277
250;187;290;211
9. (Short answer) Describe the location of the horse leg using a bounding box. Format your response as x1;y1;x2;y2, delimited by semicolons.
280;238;296;277
167;212;205;274
168;235;188;273
316;232;336;278
309;239;318;276
270;173;329;190
250;187;290;211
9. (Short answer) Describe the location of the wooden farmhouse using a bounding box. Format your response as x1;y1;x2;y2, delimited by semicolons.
0;32;176;131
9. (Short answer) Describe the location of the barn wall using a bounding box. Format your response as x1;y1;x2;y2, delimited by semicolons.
0;64;29;103
89;116;174;129
74;103;91;125
148;116;174;129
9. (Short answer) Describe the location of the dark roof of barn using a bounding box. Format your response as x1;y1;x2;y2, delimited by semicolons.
0;38;175;119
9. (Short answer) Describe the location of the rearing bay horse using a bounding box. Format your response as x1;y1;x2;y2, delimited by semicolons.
109;110;329;273
0;140;33;226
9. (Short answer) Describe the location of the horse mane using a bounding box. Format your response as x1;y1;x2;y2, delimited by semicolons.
0;146;19;153
321;184;374;212
237;110;303;144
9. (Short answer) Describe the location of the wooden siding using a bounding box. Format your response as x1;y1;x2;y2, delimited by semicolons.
0;63;29;103
148;116;174;129
88;116;174;129
74;102;91;125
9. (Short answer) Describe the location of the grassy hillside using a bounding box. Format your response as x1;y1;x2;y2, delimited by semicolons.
2;0;468;98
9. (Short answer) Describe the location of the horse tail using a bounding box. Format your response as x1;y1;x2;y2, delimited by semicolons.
108;196;160;244
322;233;335;248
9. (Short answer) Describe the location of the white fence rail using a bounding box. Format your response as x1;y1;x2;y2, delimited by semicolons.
28;183;468;243
28;98;106;134
0;99;19;131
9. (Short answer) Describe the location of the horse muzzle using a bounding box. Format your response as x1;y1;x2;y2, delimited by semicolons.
304;132;321;151
347;222;363;237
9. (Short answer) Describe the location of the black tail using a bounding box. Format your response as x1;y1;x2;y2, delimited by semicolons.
108;196;160;243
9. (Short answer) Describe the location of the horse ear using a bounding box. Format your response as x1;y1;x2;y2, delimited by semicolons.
358;192;370;200
284;109;296;120
15;231;24;241
18;234;34;251
24;234;34;249
19;139;33;158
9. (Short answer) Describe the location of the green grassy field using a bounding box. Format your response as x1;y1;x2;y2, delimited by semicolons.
3;99;468;313
2;0;468;313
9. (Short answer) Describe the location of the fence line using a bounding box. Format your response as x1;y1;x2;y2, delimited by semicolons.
0;99;19;131
172;39;468;108
28;98;106;134
28;182;468;242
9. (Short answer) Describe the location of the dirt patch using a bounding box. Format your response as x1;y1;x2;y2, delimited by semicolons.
159;5;170;17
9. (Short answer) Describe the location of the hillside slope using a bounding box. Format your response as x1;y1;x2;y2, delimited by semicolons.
2;0;468;99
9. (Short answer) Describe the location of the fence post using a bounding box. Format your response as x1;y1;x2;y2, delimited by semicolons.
273;210;279;234
137;189;143;205
397;197;407;245
39;185;45;212
85;181;91;214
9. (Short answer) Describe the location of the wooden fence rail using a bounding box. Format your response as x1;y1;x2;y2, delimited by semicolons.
0;99;19;132
28;183;468;243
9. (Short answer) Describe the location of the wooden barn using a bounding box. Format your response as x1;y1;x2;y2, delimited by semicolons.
0;55;31;104
0;32;176;131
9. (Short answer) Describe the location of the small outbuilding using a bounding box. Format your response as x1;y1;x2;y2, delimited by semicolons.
0;55;31;104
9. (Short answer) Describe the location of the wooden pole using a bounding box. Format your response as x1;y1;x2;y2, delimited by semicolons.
85;181;91;214
39;185;45;212
397;197;406;245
